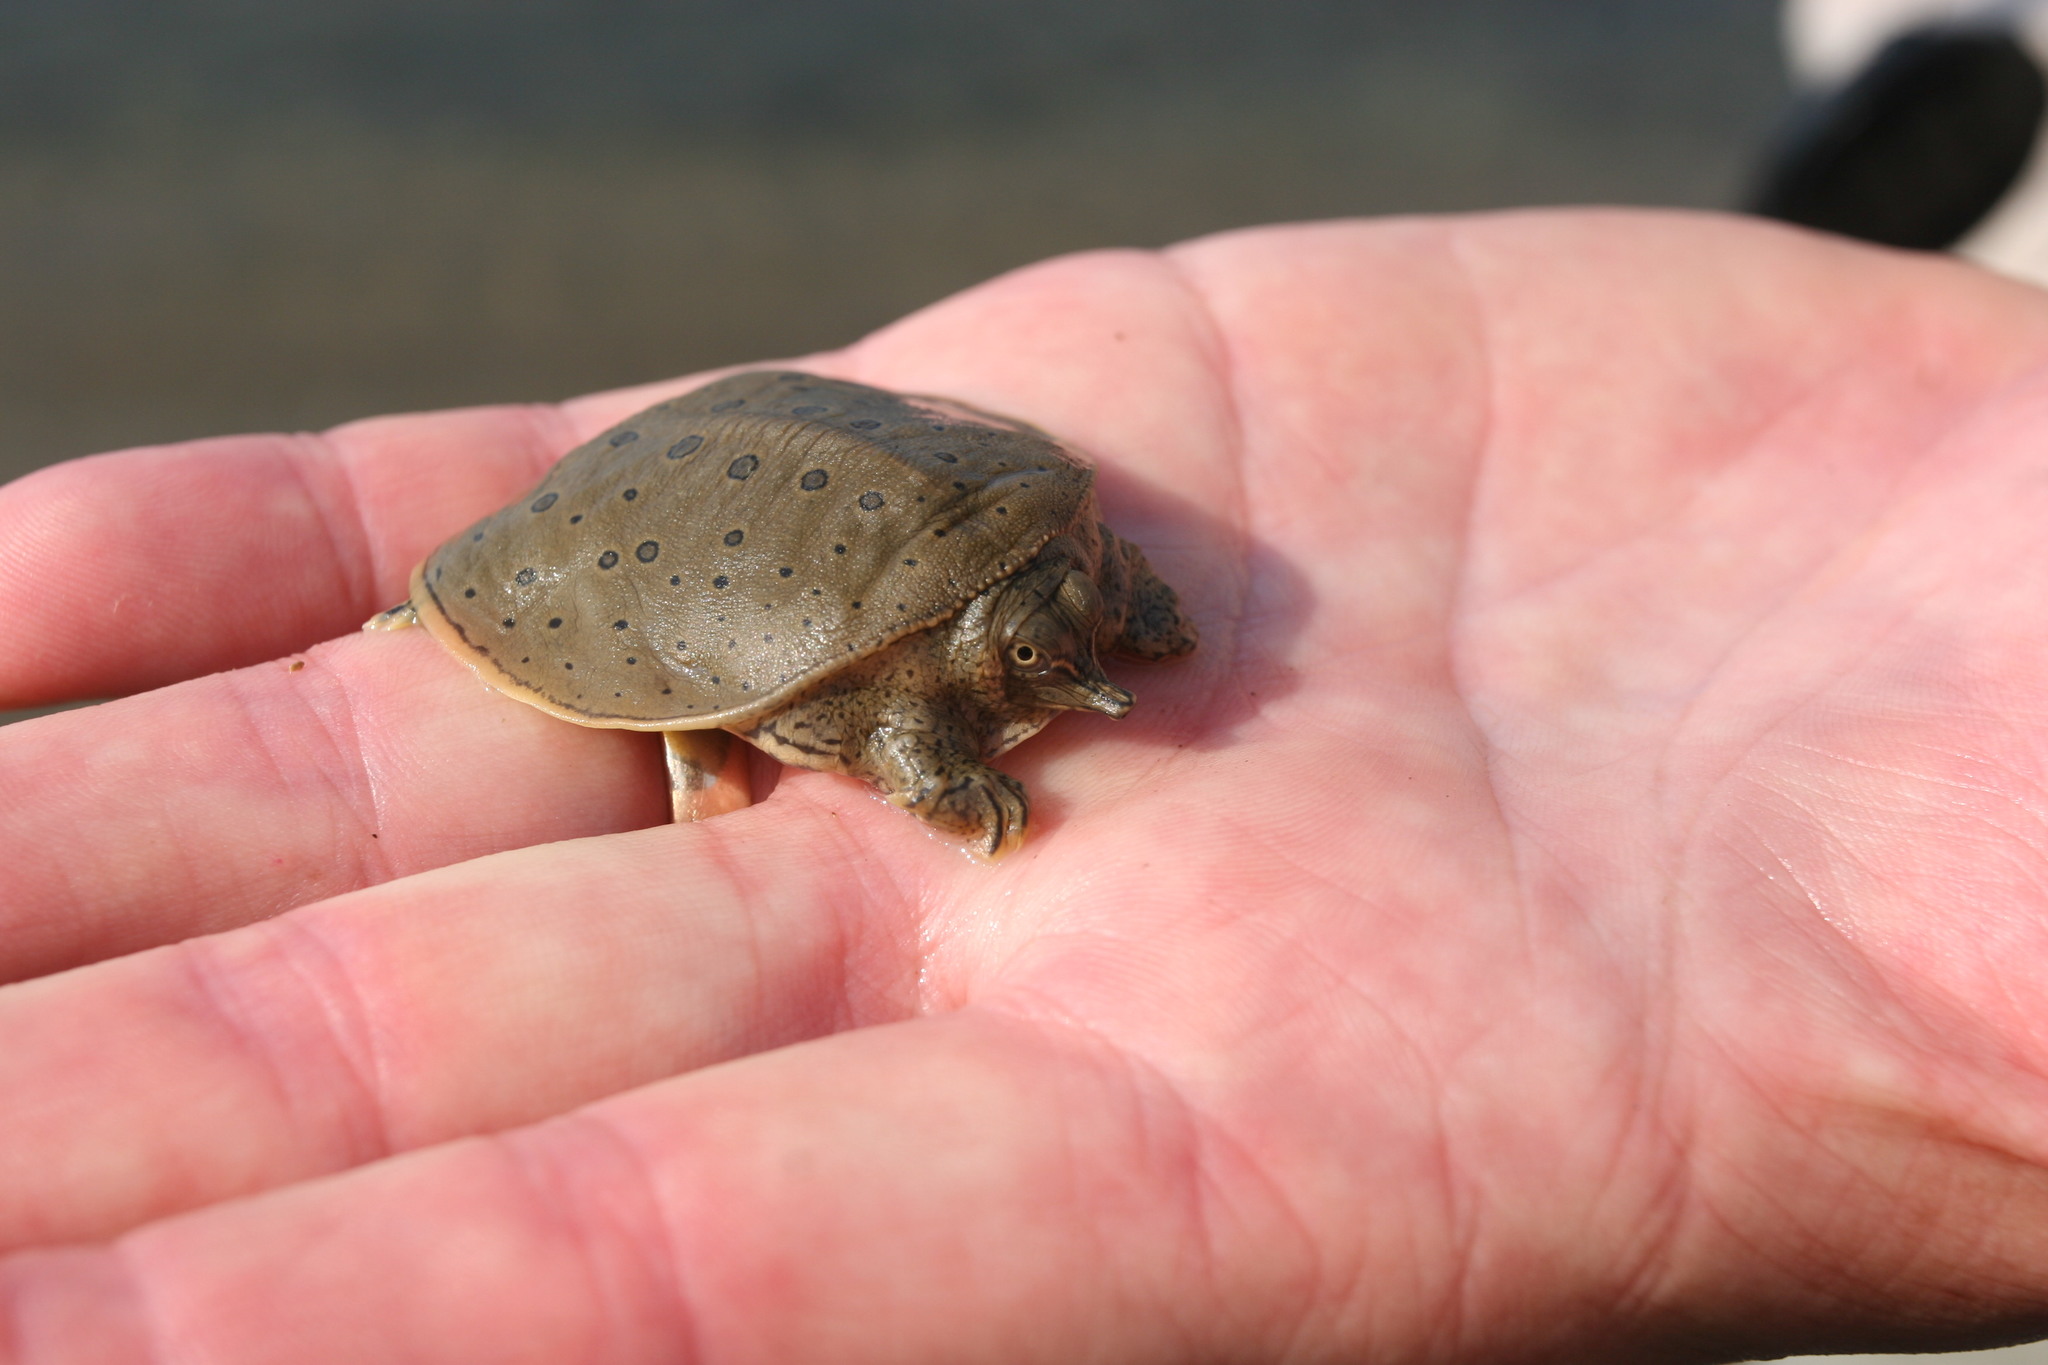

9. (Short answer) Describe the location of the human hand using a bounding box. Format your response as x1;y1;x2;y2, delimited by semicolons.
5;211;2048;1362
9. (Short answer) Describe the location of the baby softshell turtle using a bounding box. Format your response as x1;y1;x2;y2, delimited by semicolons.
366;370;1196;857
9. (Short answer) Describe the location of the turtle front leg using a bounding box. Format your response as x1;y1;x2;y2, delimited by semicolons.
861;726;1030;859
747;690;1029;857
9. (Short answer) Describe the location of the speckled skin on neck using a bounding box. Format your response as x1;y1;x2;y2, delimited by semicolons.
742;528;1193;856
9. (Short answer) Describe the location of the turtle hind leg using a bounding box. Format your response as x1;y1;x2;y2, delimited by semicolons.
362;600;419;632
664;730;753;823
1110;538;1198;661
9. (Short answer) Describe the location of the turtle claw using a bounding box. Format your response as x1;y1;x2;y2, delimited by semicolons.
927;766;1029;860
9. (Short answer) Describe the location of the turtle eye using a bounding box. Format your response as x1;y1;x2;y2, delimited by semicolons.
1008;643;1039;667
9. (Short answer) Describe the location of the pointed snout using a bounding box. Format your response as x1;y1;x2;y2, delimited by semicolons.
1081;678;1134;719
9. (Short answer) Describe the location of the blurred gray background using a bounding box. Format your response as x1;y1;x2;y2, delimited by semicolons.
0;0;1790;485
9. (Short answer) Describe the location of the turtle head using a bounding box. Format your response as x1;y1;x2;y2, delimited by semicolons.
999;566;1133;719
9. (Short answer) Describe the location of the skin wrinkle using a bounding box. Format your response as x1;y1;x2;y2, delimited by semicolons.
1154;248;1254;690
1435;225;1702;1346
497;1114;703;1365
1664;622;1907;906
276;432;376;623
1436;226;1554;990
1065;853;1472;1349
218;659;388;899
1466;354;1870;618
238;914;400;1166
956;1001;1255;1355
1782;736;2048;825
287;654;400;887
793;799;922;1028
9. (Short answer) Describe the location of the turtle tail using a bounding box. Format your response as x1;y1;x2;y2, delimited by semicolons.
362;600;420;632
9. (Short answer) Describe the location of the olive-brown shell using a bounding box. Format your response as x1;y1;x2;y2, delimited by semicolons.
412;370;1094;728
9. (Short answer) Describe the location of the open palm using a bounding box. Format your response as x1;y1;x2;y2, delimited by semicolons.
6;211;2048;1363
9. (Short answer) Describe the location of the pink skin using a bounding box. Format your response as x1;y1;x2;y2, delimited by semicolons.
3;211;2048;1362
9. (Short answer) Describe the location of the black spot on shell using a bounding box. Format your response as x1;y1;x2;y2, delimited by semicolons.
852;600;863;609
834;544;846;554
626;657;637;665
515;567;537;585
859;491;885;511
764;633;774;642
801;469;829;491
849;419;881;430
802;618;811;627
622;488;638;501
903;558;918;567
996;507;1008;516
521;656;530;663
727;454;759;480
724;529;745;547
530;493;558;513
613;619;628;630
502;618;514;628
435;566;443;580
933;529;947;537
662;687;672;694
675;641;687;651
609;430;639;447
669;575;681;586
637;541;660;562
471;532;484;543
810;587;821;595
778;566;793;577
549;618;563;629
564;662;574;670
464;587;476;598
792;405;827;415
666;435;702;460
570;514;584;524
598;550;620;570
711;399;745;412
953;481;966;491
897;603;907;611
712;575;730;589
711;675;721;684
935;451;958;463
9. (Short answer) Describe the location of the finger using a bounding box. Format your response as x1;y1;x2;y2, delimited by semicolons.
0;406;578;708
0;625;673;982
0;1013;1283;1365
0;804;910;1254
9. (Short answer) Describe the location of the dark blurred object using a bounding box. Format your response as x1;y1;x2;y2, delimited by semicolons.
1751;23;2047;248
